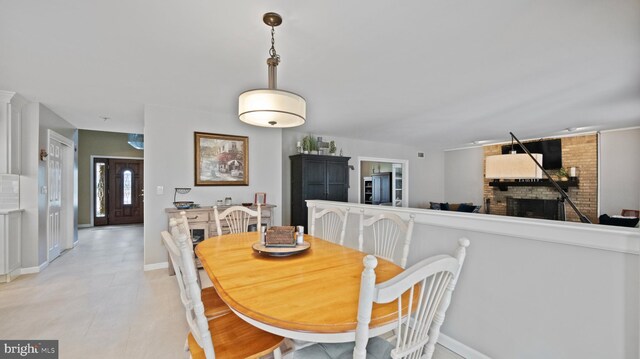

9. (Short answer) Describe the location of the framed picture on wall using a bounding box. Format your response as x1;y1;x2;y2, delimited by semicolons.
194;132;249;186
255;192;267;205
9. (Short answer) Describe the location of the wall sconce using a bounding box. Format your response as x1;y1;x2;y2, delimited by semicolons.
40;149;48;161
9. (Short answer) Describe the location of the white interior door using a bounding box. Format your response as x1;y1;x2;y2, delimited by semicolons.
48;139;63;261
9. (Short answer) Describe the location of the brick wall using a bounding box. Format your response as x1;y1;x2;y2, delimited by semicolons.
483;134;598;222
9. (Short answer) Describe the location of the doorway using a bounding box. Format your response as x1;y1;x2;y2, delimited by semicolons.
47;130;74;262
93;158;144;225
358;157;409;207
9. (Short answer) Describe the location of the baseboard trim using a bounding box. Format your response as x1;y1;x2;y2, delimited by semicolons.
144;262;168;272
78;224;92;228
8;267;21;281
21;261;49;275
438;333;492;359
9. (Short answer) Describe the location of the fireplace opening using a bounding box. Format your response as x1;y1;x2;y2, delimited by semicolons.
507;198;565;221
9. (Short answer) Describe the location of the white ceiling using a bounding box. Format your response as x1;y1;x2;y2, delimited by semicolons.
1;0;639;149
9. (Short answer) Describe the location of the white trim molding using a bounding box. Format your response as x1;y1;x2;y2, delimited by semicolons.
21;261;49;275
143;262;168;272
438;333;492;359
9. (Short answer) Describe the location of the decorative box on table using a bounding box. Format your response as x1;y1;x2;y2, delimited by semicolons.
265;226;296;247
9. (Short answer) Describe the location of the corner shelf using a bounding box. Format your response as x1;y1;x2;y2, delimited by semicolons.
489;178;579;191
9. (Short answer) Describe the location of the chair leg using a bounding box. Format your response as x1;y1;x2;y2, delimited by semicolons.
184;338;189;352
273;347;282;359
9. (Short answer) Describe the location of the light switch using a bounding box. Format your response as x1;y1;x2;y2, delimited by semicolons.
156;186;164;195
41;186;47;194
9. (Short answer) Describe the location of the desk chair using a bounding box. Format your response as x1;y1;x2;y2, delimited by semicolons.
214;204;261;236
358;211;415;268
294;238;470;359
309;204;350;245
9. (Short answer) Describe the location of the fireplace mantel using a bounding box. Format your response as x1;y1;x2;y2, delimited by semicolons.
489;178;579;191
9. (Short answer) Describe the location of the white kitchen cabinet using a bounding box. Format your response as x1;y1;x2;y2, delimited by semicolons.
0;209;22;283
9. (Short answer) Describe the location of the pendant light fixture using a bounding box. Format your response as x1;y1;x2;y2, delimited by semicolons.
238;12;306;128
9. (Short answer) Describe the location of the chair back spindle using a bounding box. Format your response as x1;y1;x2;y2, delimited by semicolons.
309;204;350;245
358;211;415;268
214;204;261;236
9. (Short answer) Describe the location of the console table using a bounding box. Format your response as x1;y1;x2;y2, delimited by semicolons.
164;204;276;275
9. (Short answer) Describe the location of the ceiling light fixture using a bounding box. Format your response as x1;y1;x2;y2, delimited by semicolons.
238;12;306;128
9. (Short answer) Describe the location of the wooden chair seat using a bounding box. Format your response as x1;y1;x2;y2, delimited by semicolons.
188;312;284;359
202;286;231;319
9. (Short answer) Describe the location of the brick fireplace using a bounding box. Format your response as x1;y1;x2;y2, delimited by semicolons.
483;134;598;223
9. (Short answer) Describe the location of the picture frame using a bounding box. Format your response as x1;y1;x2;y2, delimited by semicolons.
194;132;249;186
255;192;267;205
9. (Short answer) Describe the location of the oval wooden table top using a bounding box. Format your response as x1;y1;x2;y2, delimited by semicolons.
195;232;407;335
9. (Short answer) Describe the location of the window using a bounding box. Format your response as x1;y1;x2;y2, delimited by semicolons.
95;162;106;217
123;170;132;205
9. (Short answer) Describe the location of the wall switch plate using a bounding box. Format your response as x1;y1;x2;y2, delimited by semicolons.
156;186;163;195
41;186;47;194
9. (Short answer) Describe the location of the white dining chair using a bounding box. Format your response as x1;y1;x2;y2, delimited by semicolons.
171;217;205;287
164;221;230;319
309;204;350;245
171;230;284;359
358;210;415;268
214;204;261;236
293;238;470;359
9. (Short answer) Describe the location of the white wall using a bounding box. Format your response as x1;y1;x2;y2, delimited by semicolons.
281;130;445;225
309;200;639;359
600;128;640;215
444;147;484;205
143;104;283;266
21;103;77;268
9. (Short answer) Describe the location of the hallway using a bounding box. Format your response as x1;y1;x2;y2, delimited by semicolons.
0;225;188;358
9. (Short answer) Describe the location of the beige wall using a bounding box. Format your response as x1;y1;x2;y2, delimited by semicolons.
78;130;143;225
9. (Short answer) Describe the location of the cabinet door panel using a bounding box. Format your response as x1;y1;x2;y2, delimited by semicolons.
326;162;347;185
326;161;348;201
327;184;346;201
305;160;326;184
306;184;326;200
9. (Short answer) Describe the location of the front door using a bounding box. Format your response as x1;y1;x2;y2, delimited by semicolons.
94;158;144;225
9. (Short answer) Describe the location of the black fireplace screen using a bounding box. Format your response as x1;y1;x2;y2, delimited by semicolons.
507;198;565;221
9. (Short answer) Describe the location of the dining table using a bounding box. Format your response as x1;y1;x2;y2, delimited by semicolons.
195;232;409;343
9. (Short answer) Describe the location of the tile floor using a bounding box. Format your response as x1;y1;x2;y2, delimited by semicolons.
0;225;463;359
